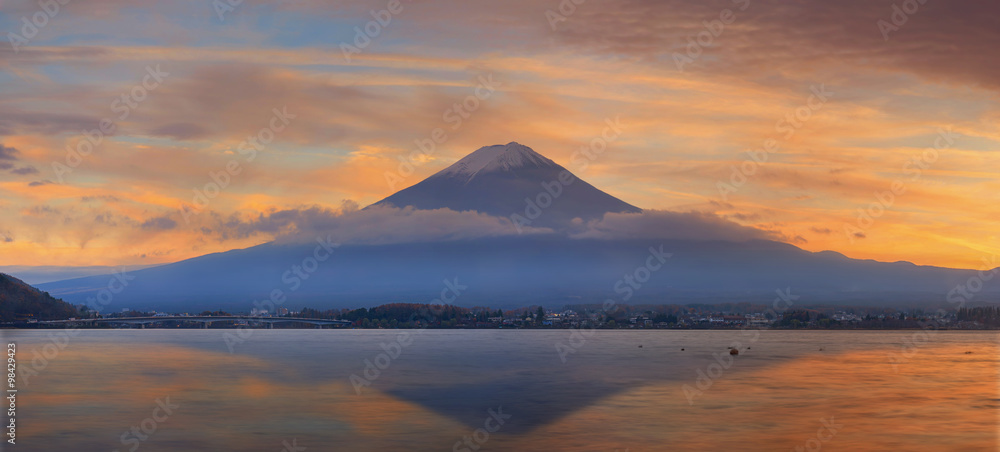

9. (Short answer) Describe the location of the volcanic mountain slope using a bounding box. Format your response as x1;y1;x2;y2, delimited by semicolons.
374;142;641;228
34;237;998;313
34;142;1000;312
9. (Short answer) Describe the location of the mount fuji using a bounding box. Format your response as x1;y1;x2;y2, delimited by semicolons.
35;142;999;312
374;142;640;228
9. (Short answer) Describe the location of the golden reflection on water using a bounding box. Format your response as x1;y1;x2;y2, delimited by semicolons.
17;338;1000;451
512;340;1000;451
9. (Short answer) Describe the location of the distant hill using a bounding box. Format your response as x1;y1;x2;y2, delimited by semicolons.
0;272;79;322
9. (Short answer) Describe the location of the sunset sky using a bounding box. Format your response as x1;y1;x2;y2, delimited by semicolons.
1;0;998;270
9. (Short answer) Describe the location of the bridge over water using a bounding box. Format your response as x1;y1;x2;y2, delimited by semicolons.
39;316;351;328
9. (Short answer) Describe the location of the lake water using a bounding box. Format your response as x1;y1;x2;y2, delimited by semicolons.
3;330;998;451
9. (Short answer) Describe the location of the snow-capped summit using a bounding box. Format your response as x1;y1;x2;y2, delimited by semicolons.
372;142;641;227
435;142;560;183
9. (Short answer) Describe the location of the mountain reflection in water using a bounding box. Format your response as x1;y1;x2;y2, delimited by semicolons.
7;330;998;451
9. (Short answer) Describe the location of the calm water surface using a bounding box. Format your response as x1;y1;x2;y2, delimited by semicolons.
3;330;998;451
